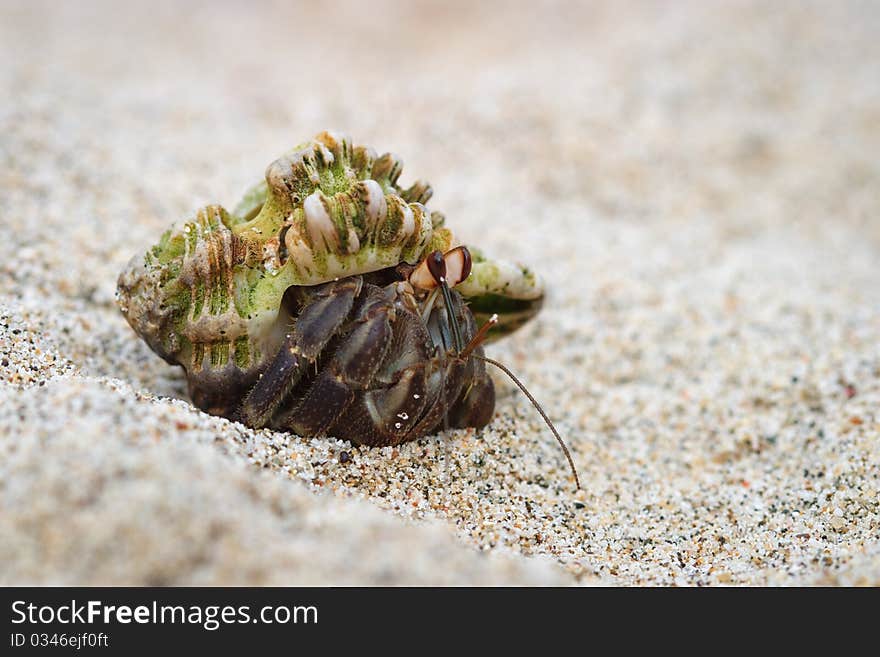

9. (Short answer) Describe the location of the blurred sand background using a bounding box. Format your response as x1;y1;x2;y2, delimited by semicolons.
1;0;878;585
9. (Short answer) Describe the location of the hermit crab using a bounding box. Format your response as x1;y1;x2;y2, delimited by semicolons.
117;131;579;488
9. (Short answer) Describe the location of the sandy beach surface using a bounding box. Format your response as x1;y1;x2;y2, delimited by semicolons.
2;0;878;585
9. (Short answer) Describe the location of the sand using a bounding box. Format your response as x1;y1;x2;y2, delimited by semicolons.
1;0;878;586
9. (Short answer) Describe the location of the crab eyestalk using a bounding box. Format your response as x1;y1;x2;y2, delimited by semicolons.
409;246;476;352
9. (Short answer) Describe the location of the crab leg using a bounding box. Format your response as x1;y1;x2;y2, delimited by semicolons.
281;286;395;437
240;276;362;428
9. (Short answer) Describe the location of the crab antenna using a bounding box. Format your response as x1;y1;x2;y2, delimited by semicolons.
461;313;499;360
474;354;581;491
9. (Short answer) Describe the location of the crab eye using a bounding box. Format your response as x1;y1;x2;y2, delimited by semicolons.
426;250;446;283
442;245;471;287
409;246;472;290
410;250;443;289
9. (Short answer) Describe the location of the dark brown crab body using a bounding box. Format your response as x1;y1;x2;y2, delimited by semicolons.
237;269;495;445
117;132;550;449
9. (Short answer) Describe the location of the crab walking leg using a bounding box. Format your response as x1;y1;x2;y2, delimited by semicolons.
319;361;434;447
324;303;437;446
445;313;497;428
240;276;362;428
445;351;495;429
282;286;396;438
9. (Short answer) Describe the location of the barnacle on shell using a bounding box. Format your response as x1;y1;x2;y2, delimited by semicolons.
117;132;545;412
